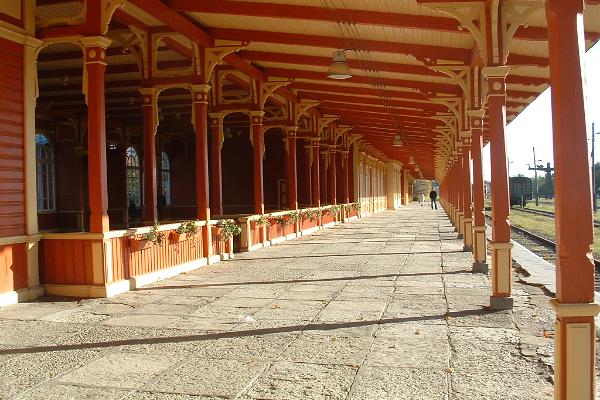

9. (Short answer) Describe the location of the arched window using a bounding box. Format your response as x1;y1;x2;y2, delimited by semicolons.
160;152;171;206
125;147;142;210
35;133;55;211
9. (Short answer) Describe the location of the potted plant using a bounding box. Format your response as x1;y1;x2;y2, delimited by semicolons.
288;211;301;224
255;214;271;227
303;209;319;222
273;215;289;226
216;219;242;254
130;220;165;251
171;220;199;242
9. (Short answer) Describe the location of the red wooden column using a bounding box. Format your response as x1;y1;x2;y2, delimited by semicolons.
140;87;159;224
191;84;212;259
311;141;321;207
484;66;513;310
456;148;464;238
285;126;298;210
329;147;337;205
320;147;328;205
304;143;312;206
461;133;473;252
250;111;265;215
546;1;599;398
469;110;488;273
81;37;111;233
450;164;457;226
342;150;350;204
209;112;224;216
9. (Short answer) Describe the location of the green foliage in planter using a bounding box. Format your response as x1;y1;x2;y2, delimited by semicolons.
351;202;361;211
256;214;271;227
176;220;200;235
303;209;319;222
288;211;301;223
217;219;242;239
273;215;289;226
325;205;341;216
139;220;165;245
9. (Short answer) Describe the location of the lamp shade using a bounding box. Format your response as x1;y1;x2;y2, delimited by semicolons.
393;135;402;147
327;50;352;80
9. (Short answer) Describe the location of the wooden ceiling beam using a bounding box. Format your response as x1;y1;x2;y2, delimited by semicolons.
265;68;461;95
209;28;472;63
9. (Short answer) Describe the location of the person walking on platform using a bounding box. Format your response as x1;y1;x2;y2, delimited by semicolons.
420;193;425;206
429;189;437;209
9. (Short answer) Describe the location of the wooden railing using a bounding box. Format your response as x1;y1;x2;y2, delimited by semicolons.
37;202;366;298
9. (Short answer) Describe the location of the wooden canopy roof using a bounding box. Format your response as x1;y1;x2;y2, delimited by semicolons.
34;0;600;180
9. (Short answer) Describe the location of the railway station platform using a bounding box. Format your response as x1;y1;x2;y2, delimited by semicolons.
0;205;561;399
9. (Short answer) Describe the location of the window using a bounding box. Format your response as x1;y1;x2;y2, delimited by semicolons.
126;147;142;210
35;133;55;211
160;152;171;206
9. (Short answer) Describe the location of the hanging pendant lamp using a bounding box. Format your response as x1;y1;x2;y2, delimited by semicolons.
327;50;352;80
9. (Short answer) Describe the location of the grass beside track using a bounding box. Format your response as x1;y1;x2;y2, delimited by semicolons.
485;207;600;259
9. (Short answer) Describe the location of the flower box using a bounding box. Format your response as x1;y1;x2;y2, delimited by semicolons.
129;237;152;252
170;231;187;242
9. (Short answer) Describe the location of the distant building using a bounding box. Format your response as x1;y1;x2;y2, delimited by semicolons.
484;181;492;199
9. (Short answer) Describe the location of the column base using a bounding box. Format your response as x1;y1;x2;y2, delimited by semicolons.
489;295;514;310
472;262;489;274
456;212;464;235
490;241;513;305
463;218;473;250
472;226;487;267
550;299;600;399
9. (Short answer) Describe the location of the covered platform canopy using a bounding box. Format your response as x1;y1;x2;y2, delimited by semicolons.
0;0;600;398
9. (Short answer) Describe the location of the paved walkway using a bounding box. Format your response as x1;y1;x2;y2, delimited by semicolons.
0;205;559;399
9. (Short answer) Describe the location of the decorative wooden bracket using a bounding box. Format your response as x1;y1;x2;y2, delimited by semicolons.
126;25;149;80
102;0;126;35
419;1;488;64
318;115;339;137
259;78;292;110
501;1;545;65
197;41;247;83
294;100;320;125
334;125;353;144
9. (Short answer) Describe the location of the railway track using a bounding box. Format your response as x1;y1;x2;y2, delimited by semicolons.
484;215;600;290
510;206;600;228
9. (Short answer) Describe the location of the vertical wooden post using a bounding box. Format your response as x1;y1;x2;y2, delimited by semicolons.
311;141;321;207
461;132;473;252
484;66;513;310
304;144;312;206
249;111;265;215
285;126;298;210
546;1;600;398
191;84;212;260
81;37;111;233
329;147;337;205
470;110;488;273
209;112;224;216
320;147;328;205
139;87;159;224
343;151;350;204
456;147;464;238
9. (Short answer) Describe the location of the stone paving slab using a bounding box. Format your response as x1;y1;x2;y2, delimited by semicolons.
0;205;568;399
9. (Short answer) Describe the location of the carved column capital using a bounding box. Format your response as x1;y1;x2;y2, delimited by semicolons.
190;84;211;104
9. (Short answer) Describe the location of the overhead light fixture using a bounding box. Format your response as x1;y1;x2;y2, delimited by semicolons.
409;156;415;165
327;50;352;80
393;135;402;147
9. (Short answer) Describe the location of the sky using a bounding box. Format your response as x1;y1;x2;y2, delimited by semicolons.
481;41;600;181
